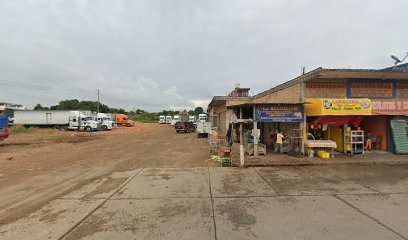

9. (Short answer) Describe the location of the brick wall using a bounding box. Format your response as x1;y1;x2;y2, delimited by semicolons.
350;82;393;98
305;79;347;98
397;82;408;99
254;84;301;103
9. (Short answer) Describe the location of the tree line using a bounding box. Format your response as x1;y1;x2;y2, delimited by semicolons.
33;99;126;114
33;99;205;119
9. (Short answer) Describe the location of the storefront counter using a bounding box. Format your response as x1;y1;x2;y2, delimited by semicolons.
305;140;337;158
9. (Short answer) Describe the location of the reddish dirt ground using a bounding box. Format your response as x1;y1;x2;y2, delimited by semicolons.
0;123;214;225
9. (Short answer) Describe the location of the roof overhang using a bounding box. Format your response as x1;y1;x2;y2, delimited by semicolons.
208;96;252;108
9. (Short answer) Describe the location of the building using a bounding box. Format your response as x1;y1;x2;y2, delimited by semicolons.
208;67;408;156
0;102;26;122
208;85;252;137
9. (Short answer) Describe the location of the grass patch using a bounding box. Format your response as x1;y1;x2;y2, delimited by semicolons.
9;126;38;134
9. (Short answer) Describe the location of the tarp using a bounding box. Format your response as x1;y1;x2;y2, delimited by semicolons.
314;116;364;127
0;114;8;128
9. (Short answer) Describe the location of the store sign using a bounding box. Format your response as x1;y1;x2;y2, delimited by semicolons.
372;100;408;115
305;98;372;115
255;105;304;122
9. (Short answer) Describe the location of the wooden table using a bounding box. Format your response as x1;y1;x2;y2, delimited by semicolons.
305;140;337;158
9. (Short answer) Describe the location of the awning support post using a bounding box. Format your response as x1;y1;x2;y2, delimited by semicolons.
253;105;258;156
240;107;245;166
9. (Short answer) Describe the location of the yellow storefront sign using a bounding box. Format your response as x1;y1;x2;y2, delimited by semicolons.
305;98;372;116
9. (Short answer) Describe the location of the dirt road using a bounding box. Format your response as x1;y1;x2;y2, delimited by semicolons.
0;123;213;225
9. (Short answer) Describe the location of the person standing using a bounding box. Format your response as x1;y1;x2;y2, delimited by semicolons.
365;132;372;151
275;131;284;153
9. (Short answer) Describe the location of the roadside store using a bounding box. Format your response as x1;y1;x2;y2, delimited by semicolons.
305;98;372;155
209;67;408;161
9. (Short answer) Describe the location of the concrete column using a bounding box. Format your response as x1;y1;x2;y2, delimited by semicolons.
253;105;258;156
300;81;306;154
239;107;244;166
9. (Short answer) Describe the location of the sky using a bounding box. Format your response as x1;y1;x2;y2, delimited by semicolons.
1;0;407;111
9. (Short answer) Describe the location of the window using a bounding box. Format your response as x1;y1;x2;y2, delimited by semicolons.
213;115;218;128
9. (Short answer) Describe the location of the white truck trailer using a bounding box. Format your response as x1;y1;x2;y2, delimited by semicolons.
13;110;100;131
171;115;181;125
196;121;211;138
96;113;116;130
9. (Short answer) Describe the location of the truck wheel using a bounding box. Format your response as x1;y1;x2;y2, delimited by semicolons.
102;125;108;131
84;126;92;132
126;123;132;127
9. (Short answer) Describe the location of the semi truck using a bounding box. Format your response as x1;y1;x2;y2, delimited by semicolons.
165;116;172;124
105;113;135;127
96;113;116;130
13;110;101;131
171;115;181;125
0;114;9;142
198;113;208;123
159;115;166;124
189;115;196;122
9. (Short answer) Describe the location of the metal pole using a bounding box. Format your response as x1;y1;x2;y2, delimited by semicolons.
239;107;244;166
97;89;100;115
253;105;258;156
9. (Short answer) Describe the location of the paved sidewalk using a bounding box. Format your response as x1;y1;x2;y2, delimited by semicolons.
1;165;408;239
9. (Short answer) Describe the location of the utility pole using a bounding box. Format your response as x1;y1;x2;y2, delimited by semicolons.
97;89;100;114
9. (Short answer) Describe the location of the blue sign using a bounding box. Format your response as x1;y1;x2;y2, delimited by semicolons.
255;105;304;122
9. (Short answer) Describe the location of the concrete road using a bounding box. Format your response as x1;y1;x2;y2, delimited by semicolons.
1;164;408;240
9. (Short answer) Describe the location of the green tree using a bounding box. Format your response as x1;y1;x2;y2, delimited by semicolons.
33;104;49;110
194;107;204;115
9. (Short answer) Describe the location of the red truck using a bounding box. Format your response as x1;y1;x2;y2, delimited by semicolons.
0;114;9;142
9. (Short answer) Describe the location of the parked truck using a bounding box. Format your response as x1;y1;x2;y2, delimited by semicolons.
198;113;208;123
189;115;196;122
171;115;181;126
13;110;101;131
165;116;172;124
196;121;211;138
0;114;9;142
114;113;134;127
159;115;166;124
96;113;116;130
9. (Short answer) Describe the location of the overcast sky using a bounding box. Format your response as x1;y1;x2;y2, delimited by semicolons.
1;0;407;111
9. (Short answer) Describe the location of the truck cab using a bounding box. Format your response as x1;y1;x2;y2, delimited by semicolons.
171;115;181;125
159;115;166;124
198;113;208;123
97;113;116;131
115;114;134;127
189;115;196;122
165;116;172;124
68;112;100;132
